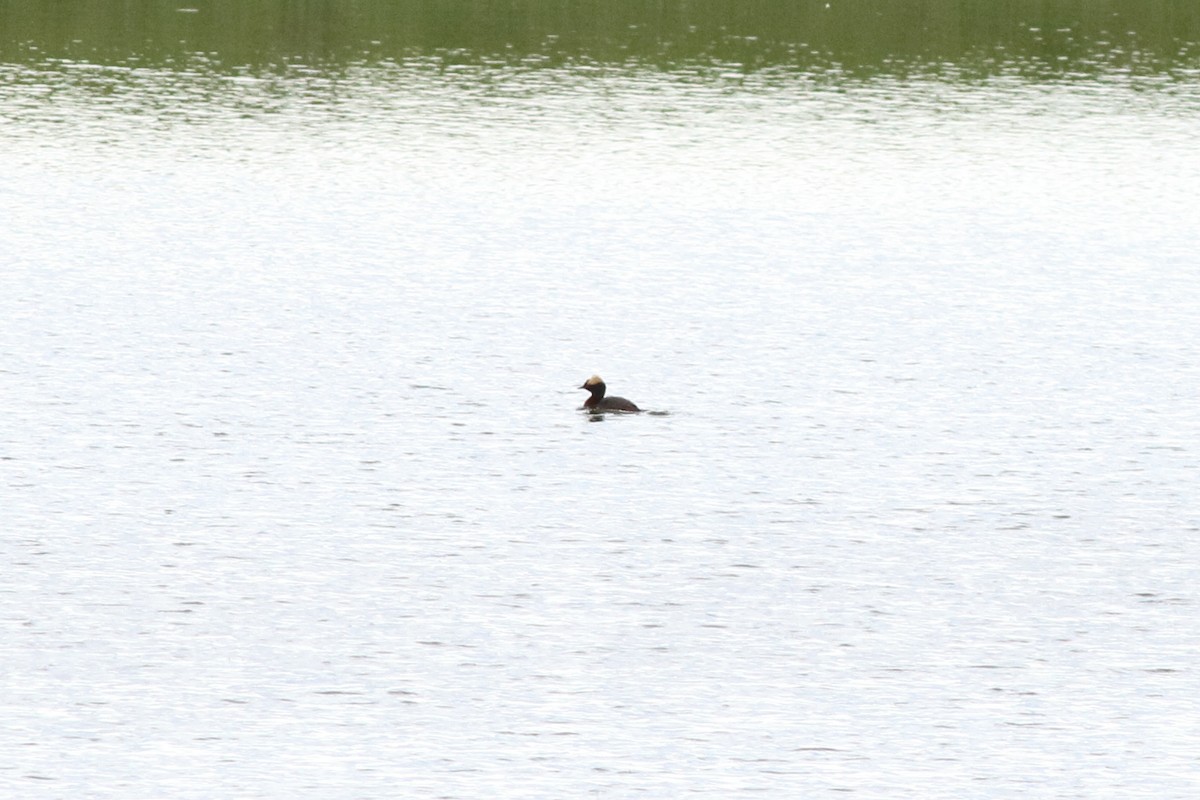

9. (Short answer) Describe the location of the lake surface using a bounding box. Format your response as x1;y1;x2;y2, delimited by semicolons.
3;2;1200;797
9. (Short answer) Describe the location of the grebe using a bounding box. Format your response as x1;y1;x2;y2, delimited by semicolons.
579;375;640;413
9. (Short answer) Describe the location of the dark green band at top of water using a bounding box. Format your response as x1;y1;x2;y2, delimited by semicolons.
2;0;1199;78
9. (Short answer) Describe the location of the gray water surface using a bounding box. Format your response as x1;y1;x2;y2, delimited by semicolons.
3;54;1200;798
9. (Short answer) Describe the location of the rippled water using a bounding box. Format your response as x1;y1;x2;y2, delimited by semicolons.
3;52;1200;798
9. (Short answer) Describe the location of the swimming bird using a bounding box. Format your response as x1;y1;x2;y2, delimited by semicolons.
579;375;641;413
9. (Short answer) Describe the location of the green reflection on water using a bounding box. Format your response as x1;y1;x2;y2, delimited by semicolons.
1;0;1199;78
